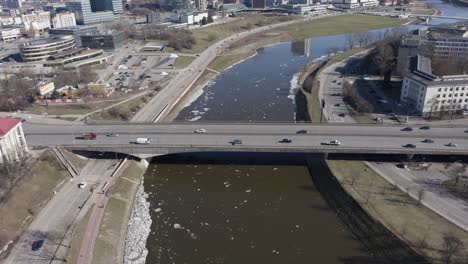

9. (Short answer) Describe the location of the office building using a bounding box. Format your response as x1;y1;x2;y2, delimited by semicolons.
252;0;266;8
66;0;122;25
400;55;468;116
0;117;28;163
80;31;126;50
195;0;207;10
52;12;77;28
21;11;51;34
1;0;21;9
0;27;21;41
19;35;76;62
49;25;97;47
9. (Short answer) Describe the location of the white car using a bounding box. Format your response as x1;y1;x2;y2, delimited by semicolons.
78;182;88;189
194;129;207;133
322;140;341;146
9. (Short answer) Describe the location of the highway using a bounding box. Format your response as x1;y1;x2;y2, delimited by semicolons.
131;13;340;123
23;123;468;157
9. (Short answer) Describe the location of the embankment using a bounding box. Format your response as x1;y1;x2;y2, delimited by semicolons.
306;156;428;264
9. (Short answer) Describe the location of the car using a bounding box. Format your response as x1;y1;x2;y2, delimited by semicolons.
403;144;416;148
401;127;413;131
322;140;341;146
334;103;340;107
194;129;207;133
231;139;243;145
332;80;337;83
422;139;434;143
396;163;408;169
338;113;346;117
279;138;292;143
31;239;44;251
446;142;458;147
331;93;341;96
419;126;431;130
78;182;87;189
106;133;119;137
465;130;468;133
296;130;307;134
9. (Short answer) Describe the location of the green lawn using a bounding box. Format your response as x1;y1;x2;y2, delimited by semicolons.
89;95;150;121
174;56;195;69
209;53;252;72
276;14;406;40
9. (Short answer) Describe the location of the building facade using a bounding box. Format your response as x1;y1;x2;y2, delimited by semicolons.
0;27;21;42
66;0;121;25
80;31;126;50
1;0;21;9
49;25;97;47
19;35;76;62
22;11;51;33
0;117;28;163
52;12;77;29
252;0;266;8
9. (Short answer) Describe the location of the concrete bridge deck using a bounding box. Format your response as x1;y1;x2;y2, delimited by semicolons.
24;123;468;158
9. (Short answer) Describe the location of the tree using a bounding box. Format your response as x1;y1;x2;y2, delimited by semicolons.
345;33;355;50
201;17;207;26
417;189;425;205
441;235;463;264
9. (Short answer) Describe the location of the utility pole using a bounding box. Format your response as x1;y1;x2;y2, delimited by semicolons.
320;99;325;123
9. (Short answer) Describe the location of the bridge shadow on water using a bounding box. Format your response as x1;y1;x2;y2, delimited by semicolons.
149;151;429;264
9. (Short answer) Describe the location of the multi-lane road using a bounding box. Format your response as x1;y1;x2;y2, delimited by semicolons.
131;13;340;122
24;123;468;157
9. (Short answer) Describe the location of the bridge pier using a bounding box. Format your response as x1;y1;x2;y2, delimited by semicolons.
139;157;152;168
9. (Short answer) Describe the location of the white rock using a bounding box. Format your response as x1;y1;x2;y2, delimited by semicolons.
173;223;182;229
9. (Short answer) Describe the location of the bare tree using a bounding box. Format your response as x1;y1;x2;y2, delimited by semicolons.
441;234;463;264
417;189;425;205
345;33;355;50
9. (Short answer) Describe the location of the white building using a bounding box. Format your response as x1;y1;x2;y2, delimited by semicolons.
0;27;21;41
0;117;28;163
332;0;377;8
170;11;208;24
22;11;51;35
52;12;76;29
400;56;468;116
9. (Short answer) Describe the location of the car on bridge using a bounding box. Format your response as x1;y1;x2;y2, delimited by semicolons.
419;126;431;130
446;142;458;147
106;133;119;137
231;139;243;145
401;127;413;131
322;140;341;146
279;138;292;143
422;139;434;143
296;130;307;134
194;129;207;133
403;144;416;148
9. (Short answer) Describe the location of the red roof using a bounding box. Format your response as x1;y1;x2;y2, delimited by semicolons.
0;117;21;136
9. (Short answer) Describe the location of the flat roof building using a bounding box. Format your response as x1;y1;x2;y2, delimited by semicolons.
52;12;77;29
80;31;126;51
0;27;21;42
19;35;76;62
49;25;97;47
0;117;28;163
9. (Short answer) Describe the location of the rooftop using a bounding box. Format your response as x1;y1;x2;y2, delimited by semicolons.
21;35;74;47
0;117;21;137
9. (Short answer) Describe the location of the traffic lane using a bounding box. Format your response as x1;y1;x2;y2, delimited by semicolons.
24;133;468;151
23;123;468;139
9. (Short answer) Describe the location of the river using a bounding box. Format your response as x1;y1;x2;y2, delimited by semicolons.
143;1;468;263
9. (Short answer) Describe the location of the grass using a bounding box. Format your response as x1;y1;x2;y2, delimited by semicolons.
275;14;406;40
327;160;468;262
92;161;145;264
61;149;88;172
65;205;94;263
174;56;195;69
327;47;367;66
0;152;69;253
89;95;150;121
209;53;252;72
164;15;297;53
411;6;438;15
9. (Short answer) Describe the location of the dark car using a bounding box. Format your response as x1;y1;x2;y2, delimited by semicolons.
396;163;408;169
422;139;434;143
419;126;431;130
401;127;413;131
279;138;292;143
331;93;341;96
296;130;307;134
403;144;416;148
334;103;340;107
231;139;243;145
338;113;346;117
31;239;44;251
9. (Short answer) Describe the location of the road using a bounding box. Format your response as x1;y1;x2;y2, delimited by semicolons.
368;162;468;232
4;157;120;264
22;123;468;156
131;13;341;123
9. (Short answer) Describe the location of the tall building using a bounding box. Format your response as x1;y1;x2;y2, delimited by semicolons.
252;0;266;8
21;11;51;36
195;0;207;10
49;25;97;47
0;117;28;163
65;0;122;25
1;0;21;9
52;12;77;28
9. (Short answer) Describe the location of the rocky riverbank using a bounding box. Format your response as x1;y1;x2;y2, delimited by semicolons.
124;182;152;264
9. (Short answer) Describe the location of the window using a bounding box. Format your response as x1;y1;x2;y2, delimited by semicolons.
456;87;459;91
455;94;458;97
449;94;452;97
438;88;442;92
450;88;453;91
445;88;448;91
437;94;440;98
462;93;464;97
442;100;446;103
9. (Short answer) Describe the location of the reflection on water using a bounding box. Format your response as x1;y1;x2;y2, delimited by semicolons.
144;153;366;264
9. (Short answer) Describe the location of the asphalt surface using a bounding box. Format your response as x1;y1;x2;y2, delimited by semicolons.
131;13;340;123
23;123;468;156
4;157;120;264
368;162;468;232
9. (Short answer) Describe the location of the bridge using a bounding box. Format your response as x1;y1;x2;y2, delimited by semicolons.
24;122;468;159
